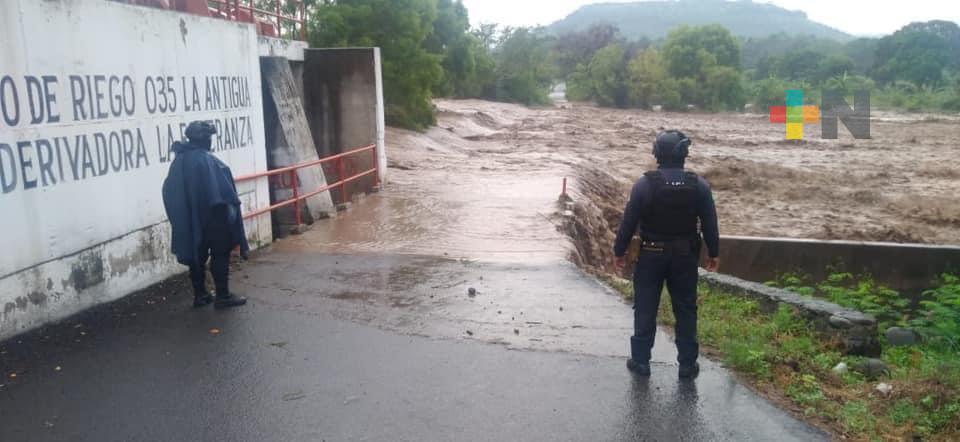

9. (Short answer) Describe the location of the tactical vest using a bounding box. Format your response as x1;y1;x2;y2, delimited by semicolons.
640;170;700;238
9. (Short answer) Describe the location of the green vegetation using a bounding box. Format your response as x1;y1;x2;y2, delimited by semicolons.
567;25;746;111
769;272;960;352
556;20;960;113
307;0;556;130
306;1;959;130
603;275;960;439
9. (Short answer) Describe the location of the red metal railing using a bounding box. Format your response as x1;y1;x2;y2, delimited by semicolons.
207;0;306;40
118;1;306;40
234;145;379;223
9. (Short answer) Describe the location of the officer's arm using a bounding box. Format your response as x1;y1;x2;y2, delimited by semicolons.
614;179;647;257
697;178;720;258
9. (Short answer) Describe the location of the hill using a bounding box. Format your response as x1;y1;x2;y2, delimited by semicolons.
549;0;852;41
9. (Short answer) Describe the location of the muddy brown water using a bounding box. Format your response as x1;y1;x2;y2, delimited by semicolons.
372;100;959;277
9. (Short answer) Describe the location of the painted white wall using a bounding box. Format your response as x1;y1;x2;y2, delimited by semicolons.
0;0;272;339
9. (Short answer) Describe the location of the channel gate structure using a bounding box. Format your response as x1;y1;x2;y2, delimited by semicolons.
0;0;386;340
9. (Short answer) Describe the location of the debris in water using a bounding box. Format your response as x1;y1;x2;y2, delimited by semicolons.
559;306;564;312
269;341;288;348
54;366;61;372
514;329;520;335
209;328;221;335
468;287;477;297
466;330;474;336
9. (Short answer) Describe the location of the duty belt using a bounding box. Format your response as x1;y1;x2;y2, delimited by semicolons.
639;238;696;255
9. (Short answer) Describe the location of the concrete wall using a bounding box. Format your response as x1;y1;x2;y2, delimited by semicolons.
302;48;386;202
712;236;960;294
0;0;272;340
260;57;335;226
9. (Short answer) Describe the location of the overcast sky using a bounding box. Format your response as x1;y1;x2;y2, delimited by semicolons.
459;0;960;37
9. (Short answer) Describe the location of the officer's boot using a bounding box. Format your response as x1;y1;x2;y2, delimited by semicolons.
189;265;213;308
627;336;651;376
679;363;700;379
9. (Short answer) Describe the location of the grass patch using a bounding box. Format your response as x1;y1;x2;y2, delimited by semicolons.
604;276;960;440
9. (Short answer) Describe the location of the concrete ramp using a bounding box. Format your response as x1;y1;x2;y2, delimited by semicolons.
261;56;335;225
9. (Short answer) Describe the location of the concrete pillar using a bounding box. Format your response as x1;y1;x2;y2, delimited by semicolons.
261;56;335;226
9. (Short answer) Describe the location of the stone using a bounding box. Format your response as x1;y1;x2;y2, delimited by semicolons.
856;358;889;380
828;315;854;329
875;382;893;396
885;327;919;347
832;362;848;375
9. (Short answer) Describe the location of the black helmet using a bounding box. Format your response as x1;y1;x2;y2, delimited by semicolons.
652;130;691;163
185;120;217;142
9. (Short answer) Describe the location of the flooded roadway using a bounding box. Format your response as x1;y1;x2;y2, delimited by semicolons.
0;101;829;440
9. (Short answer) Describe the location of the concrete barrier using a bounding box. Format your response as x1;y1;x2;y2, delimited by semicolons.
0;0;271;340
700;271;880;356
712;236;960;294
302;48;387;200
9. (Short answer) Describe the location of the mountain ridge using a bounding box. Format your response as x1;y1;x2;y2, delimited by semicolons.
548;0;853;41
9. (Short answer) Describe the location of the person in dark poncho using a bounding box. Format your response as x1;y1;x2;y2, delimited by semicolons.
162;121;248;308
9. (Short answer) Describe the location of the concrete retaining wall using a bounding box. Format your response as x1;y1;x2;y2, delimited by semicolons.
701;271;880;356
713;236;960;294
0;0;272;340
302;48;387;202
261;57;334;226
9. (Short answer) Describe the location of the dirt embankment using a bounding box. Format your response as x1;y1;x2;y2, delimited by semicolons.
387;99;960;272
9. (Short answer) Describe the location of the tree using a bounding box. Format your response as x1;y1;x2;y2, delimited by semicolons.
309;0;443;130
776;49;825;82
626;48;667;108
815;54;856;84
662;25;741;79
900;20;960;67
874;28;951;88
585;44;630;107
661;25;744;110
553;23;624;78
491;27;556;105
426;0;494;98
703;65;745;111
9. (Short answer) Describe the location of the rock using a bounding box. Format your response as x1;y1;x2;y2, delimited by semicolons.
468;287;477;297
875;382;893;396
828;314;854;329
885;327;919;347
832;362;848;375
856;358;889;380
514;329;519;335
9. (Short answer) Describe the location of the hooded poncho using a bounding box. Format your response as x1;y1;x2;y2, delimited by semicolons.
162;141;250;265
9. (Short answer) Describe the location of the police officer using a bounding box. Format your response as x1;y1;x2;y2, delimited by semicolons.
613;130;720;378
162;121;248;308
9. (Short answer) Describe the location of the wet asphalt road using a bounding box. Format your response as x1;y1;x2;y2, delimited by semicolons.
0;249;826;441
